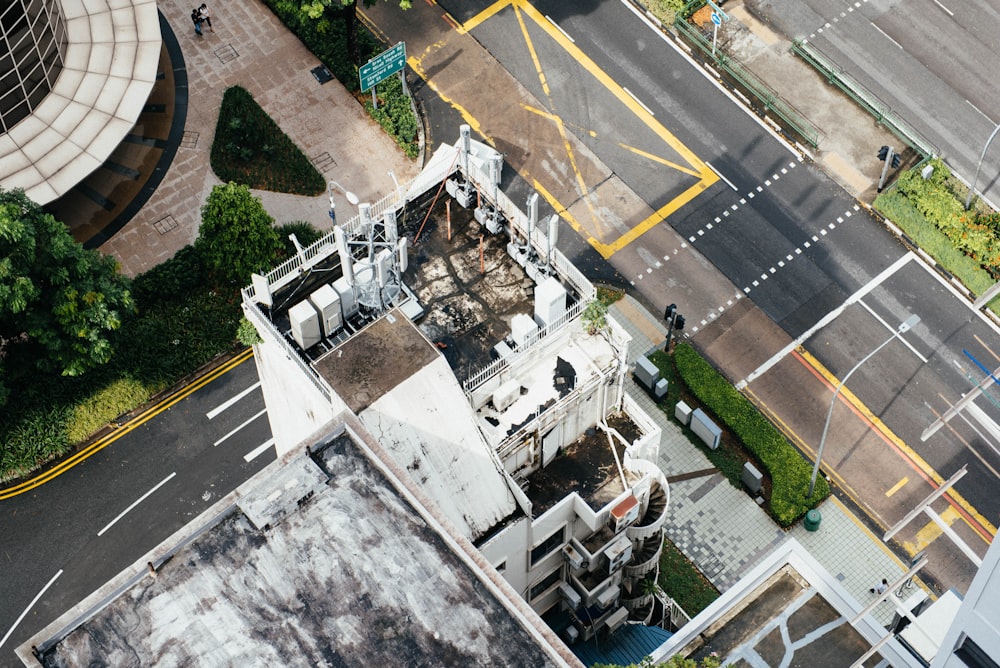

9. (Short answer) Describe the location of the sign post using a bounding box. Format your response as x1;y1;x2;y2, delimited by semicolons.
711;12;722;55
359;42;406;110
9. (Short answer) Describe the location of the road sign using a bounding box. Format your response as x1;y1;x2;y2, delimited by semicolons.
711;11;722;25
359;42;406;92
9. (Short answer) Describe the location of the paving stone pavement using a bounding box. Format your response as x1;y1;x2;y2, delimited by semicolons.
611;295;914;626
101;0;422;277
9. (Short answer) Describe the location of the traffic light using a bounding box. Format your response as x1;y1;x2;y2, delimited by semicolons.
664;303;677;322
891;153;901;169
674;315;686;331
878;146;889;161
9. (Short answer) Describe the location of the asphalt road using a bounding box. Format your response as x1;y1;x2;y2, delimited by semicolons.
750;0;1000;207
419;0;998;591
0;354;274;667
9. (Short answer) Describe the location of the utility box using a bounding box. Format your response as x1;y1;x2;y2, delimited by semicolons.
333;276;358;319
308;284;342;337
653;378;669;400
690;408;722;450
741;462;763;495
510;313;539;347
534;276;567;328
675;400;692;426
288;300;321;350
634;356;660;391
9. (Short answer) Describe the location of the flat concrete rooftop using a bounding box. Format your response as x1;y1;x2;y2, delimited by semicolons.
26;421;567;667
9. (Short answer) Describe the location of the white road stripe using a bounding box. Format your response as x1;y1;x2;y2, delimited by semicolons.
207;381;261;419
871;22;903;49
706;162;738;191
0;570;63;649
858;299;928;363
244;438;276;463
214;409;267;446
736;253;916;388
545;15;575;43
623;87;655;117
933;0;954;16
98;473;176;537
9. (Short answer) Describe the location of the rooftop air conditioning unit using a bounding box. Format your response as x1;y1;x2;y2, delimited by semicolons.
596;585;619;609
558;582;582;609
288;300;321;350
605;536;633;575
493;379;520;412
610;495;639;533
563;625;580;645
604;607;629;634
562;544;587;570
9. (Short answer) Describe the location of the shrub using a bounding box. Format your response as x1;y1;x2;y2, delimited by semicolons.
67;378;152;444
210;86;325;195
673;343;828;525
277;221;326;259
0;404;72;483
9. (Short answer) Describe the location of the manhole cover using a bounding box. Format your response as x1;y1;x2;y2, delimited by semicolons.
311;65;334;84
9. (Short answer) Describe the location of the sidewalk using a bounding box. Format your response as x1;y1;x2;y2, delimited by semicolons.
611;295;910;626
101;0;422;277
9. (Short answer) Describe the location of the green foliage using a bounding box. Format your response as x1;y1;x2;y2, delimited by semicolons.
364;73;419;158
581;299;609;335
197;182;281;288
593;649;723;668
596;285;625;307
673;343;828;525
261;0;419;159
0;187;134;403
658;537;720;617
276;220;326;259
878;158;1000;282
67;378;151;444
643;0;689;24
0;404;72;482
236;316;263;346
210;86;325;195
131;245;206;305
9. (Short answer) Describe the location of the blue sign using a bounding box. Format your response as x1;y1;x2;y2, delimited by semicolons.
711;11;722;25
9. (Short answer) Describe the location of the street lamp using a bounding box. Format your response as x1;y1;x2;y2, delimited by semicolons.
808;314;921;498
328;180;359;224
965;123;1000;211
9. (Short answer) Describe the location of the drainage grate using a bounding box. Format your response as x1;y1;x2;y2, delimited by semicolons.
180;131;199;149
310;65;334;84
312;152;336;172
153;215;179;235
214;44;238;63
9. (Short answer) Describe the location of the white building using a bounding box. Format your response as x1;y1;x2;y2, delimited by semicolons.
241;126;674;646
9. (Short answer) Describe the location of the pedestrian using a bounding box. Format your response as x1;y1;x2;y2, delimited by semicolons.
199;4;215;33
870;578;888;595
191;7;202;36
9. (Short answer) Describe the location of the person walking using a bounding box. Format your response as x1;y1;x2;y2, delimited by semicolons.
870;578;888;595
198;4;215;33
191;7;203;36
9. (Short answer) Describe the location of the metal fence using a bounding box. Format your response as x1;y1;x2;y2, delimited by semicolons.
790;40;937;158
673;18;820;148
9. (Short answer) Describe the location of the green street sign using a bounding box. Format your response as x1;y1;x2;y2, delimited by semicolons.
359;42;406;92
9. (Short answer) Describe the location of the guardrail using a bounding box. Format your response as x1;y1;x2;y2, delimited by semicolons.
672;17;820;148
790;40;937;158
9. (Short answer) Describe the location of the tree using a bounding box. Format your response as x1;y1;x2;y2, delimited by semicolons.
196;182;280;288
297;0;412;66
0;188;134;403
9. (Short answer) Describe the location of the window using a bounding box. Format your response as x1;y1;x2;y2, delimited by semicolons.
955;636;999;668
529;568;562;601
530;526;566;565
493;559;506;574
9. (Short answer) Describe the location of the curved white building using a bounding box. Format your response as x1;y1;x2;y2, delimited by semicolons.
0;0;160;205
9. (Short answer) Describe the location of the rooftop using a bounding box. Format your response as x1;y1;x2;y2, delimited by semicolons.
24;418;570;667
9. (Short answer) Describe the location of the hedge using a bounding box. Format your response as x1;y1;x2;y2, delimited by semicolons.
673;343;828;525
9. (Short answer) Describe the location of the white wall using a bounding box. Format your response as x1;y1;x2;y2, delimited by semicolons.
931;538;1000;668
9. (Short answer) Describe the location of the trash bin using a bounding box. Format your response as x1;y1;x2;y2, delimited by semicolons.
804;509;822;532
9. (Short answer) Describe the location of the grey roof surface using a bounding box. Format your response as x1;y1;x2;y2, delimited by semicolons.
33;425;564;668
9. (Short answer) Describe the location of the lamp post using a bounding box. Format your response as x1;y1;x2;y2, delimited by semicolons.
328;180;359;224
808;314;920;498
965;123;1000;211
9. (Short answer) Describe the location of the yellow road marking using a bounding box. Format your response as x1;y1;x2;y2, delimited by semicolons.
904;506;961;554
458;0;717;258
885;477;908;497
618;142;703;177
797;348;996;541
0;349;255;500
